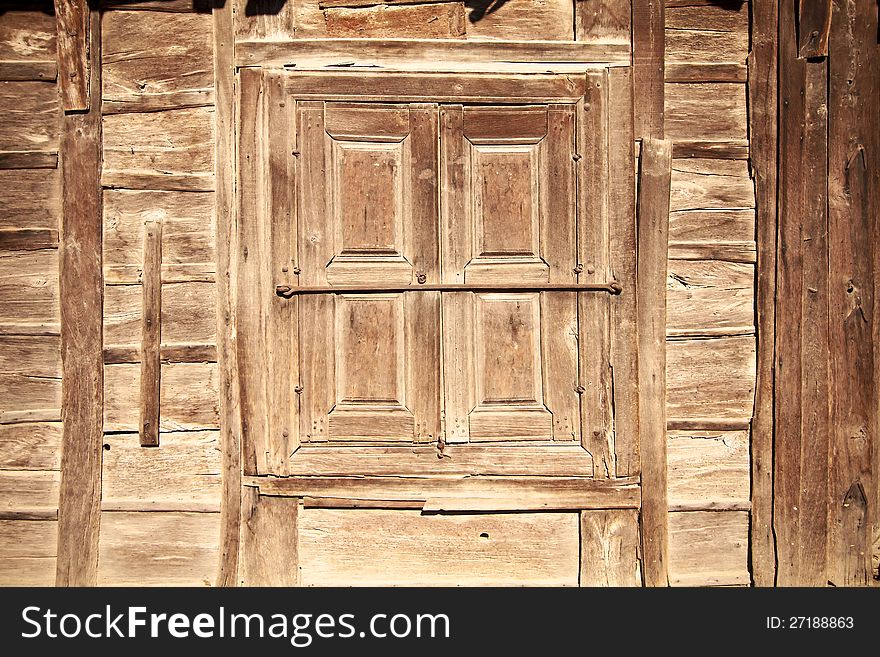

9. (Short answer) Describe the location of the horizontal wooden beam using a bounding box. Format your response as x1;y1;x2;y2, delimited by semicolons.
665;63;747;83
101;171;214;192
672;140;749;160
0;61;57;82
103;343;217;364
276;282;622;296
668;240;757;263
0;228;58;251
0;151;58;169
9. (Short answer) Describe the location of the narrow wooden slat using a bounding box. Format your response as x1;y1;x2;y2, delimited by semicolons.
101;171;214;192
277;282;621;295
236;39;631;69
0;151;58;169
100;0;211;10
637;138;672;587
748;0;779;587
138;218;162;447
579;509;641;586
212;0;240;587
667;240;756;263
0;228;58;251
665;62;747;83
0;61;57;82
54;0;89;111
239;487;299;586
632;0;664;138
606;67;639;476
826;0;877;586
103;343;216;364
666;417;751;431
672;140;749;160
56;8;102;587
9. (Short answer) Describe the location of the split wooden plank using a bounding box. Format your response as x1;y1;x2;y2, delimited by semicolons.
669;209;754;244
637;137;671;587
102;10;214;114
299;509;579;586
671;140;748;160
239;487;299;586
606;67;639;476
0;469;60;511
97;511;219;586
139;218;162;447
665;63;746;83
665;24;749;66
826;0;877;587
670;159;755;212
212;0;239;587
748;0;778;587
235;39;631;69
665;82;747;143
54;0;89;111
667;429;749;510
465;0;574;41
666;260;755;336
632;0;665;138
579;509;641;586
56;7;102;587
668;510;749;586
0;169;57;233
798;0;833;58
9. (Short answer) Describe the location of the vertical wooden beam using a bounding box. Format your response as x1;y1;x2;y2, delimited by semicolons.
239;487;300;586
826;0;877;587
56;7;102;586
747;0;779;587
636;137;671;587
631;0;664;139
139;218;162;447
213;0;242;587
797;0;833;58
54;0;90;111
580;509;641;586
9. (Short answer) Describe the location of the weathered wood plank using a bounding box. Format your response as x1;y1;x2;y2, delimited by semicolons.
667;240;755;263
240;487;299;586
101;0;212;11
667;336;756;422
637;138;671;587
670;159;755;212
748;0;778;587
0;334;60;378
299;509;579;586
0;228;57;251
212;0;239;587
0;519;57;560
0;422;61;470
671;140;748;160
669;209;754;244
102;10;214;114
0;469;60;511
0;150;58;169
55;7;102;587
0;81;58;152
465;0;574;41
665;62;746;83
665;25;749;65
235;39;631;68
665;82;747;143
97;511;219;586
579;509;641;586
54;0;89;111
138;218;162;446
826;0;877;587
632;0;664;138
103;343;216;364
323;3;466;39
797;0;833;58
0;60;56;81
668;510;750;586
0;169;59;231
101;430;220;509
668;429;749;509
0;8;56;64
667;260;755;335
575;0;631;45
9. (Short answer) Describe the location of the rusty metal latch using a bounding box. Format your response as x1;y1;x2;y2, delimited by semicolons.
275;281;623;297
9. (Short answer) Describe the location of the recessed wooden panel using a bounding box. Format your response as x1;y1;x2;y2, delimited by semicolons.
474;146;538;256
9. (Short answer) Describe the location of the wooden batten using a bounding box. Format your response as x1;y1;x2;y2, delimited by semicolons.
632;0;664;138
54;0;89;111
636;138;672;587
55;7;103;586
138;218;162;447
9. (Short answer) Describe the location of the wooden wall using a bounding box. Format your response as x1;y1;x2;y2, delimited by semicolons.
0;1;62;586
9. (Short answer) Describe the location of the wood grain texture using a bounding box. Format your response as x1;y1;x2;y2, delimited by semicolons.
213;0;239;587
0;81;58;153
670;159;755;212
0;422;62;470
139;218;162;446
240;487;299;586
323;3;466;38
54;0;89;111
0;519;57;585
748;0;778;587
465;0;574;41
0;8;56;64
632;0;664;138
668;510;749;586
102;10;214;113
667;429;749;509
666;260;754;336
580;509;641;586
637;138;671;586
98;511;219;586
0;61;56;81
299;509;579;586
55;7;102;587
665;82;747;143
575;0;631;44
797;0;832;58
826;0;876;587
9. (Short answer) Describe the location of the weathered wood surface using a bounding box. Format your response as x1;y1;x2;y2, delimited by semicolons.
0;81;58;153
0;518;57;585
54;0;89;110
749;0;778;587
0;7;56;67
101;430;220;510
0;422;62;471
55;7;102;587
299;509;579;586
240;488;299;586
0;468;60;512
668;429;749;509
670;159;755;212
797;0;833;58
98;511;219;586
580;509;641;586
104;362;219;432
667;261;754;337
212;0;240;587
575;0;631;45
102;106;214;191
665;82;746;143
322;3;466;39
102;10;214;113
101;0;212;11
138;218;162;446
826;0;877;587
668;510;749;586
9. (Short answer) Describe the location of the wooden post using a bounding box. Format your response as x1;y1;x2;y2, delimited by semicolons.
54;0;90;111
213;0;242;587
239;487;300;586
637;137;671;587
631;0;664;139
55;5;103;586
748;0;779;587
